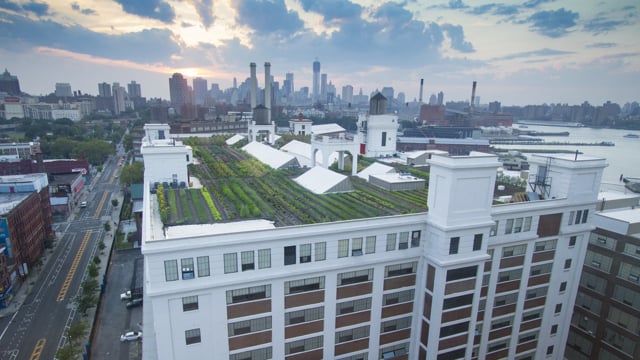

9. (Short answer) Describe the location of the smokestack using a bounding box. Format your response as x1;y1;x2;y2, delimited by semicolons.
470;80;477;114
264;62;271;123
419;78;424;104
250;62;257;110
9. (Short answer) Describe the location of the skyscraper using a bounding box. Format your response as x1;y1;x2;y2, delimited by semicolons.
55;83;72;97
342;85;353;105
128;81;142;98
193;77;208;106
0;69;21;95
112;82;126;115
320;73;327;104
285;72;294;97
312;59;320;102
98;82;111;97
169;73;188;115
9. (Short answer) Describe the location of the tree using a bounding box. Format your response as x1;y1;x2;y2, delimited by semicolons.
119;162;144;186
87;262;99;278
104;222;111;232
81;279;98;293
111;199;119;207
55;345;77;360
76;291;97;315
66;320;88;346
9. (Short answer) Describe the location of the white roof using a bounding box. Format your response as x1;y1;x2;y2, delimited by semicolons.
294;166;347;194
357;162;396;180
242;141;297;169
312;123;345;135
165;220;276;239
405;150;448;159
226;134;245;145
370;173;425;184
280;140;338;167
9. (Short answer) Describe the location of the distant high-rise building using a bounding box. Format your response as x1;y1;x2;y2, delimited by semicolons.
397;92;405;105
55;83;72;97
112;82;126;115
98;82;111;97
285;72;294;97
193;77;208;106
0;69;21;95
381;87;394;111
127;81;142;98
429;94;437;105
320;73;327;103
342;85;354;105
169;73;188;115
312;59;320;102
488;101;501;114
437;91;444;106
233;77;237;89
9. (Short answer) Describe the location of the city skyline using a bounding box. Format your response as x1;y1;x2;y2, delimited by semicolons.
0;0;638;106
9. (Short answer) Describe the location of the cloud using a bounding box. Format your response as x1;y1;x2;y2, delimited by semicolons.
522;0;556;8
70;2;95;15
441;24;474;53
0;11;180;63
468;3;518;16
526;8;578;38
188;0;214;29
584;16;627;35
449;0;467;9
113;0;175;24
0;0;49;15
493;48;573;61
299;0;362;20
232;0;304;35
586;42;617;48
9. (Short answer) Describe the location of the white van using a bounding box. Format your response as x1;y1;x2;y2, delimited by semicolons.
80;201;87;208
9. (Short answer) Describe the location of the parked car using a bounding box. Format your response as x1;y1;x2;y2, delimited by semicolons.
120;290;132;300
80;201;87;208
120;331;142;342
126;298;143;308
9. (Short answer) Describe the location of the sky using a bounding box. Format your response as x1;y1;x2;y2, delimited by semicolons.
0;0;638;106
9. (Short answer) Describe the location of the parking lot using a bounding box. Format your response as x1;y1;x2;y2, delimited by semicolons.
90;248;143;360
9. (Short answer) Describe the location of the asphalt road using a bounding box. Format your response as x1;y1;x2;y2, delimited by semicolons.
0;151;123;360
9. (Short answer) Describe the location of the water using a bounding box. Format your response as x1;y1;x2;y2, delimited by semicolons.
495;125;639;188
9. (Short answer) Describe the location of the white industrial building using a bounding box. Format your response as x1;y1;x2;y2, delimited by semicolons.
140;123;607;360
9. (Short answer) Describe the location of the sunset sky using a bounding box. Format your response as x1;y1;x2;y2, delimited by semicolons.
0;0;638;105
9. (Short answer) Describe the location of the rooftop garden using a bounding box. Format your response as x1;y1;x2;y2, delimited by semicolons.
156;137;429;227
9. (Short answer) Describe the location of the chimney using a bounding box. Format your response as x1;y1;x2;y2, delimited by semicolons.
264;62;271;123
419;78;424;104
250;62;257;110
470;81;477;114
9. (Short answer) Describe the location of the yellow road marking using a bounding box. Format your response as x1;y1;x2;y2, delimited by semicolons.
93;192;108;219
29;338;46;360
57;230;92;302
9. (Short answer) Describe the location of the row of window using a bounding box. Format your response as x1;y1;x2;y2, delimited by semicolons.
449;234;483;255
164;256;210;281
568;209;589;225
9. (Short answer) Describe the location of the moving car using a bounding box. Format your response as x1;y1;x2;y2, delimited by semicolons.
80;201;87;208
120;331;142;342
120;290;132;300
126;298;143;308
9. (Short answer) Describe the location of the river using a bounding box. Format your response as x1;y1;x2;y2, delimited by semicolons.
494;125;639;189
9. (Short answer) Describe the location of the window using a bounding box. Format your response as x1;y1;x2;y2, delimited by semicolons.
498;269;523;283
559;281;567;292
575;210;582;224
488;341;508;353
569;236;577;247
411;231;421;248
380;343;409;359
226;285;271;304
352;237;363;256
366;236;376;254
534;239;557;252
337;297;372;315
555;303;562;313
284;246;296;265
185;328;201;345
398;232;409;249
228;316;272;336
285;335;323;355
514;218;523;233
315;242;326;261
181;258;195;279
164;260;178;281
196;256;210;277
546;346;554;356
446;266;477;281
440;321;469;337
618;261;640;283
505;218;514;234
338;269;373;286
285;276;325;295
285;307;324;325
381;131;387;146
229;347;272;360
551;324;558;335
489;221;498;237
491;317;512;330
449;237;460;255
385;262;417;277
182;295;198;311
336;325;370;343
518;333;537;343
564;259;572;269
258;249;271;269
494;293;518;307
473;234;483;251
338;239;349;258
383;289;414;306
299;244;311;263
224;253;237;273
241;251;255;271
526;286;547;299
613;285;639;310
386;233;397;251
530;263;553;276
502;244;527;257
443;294;473;310
523;216;532;231
381;316;411;333
522;310;542;322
